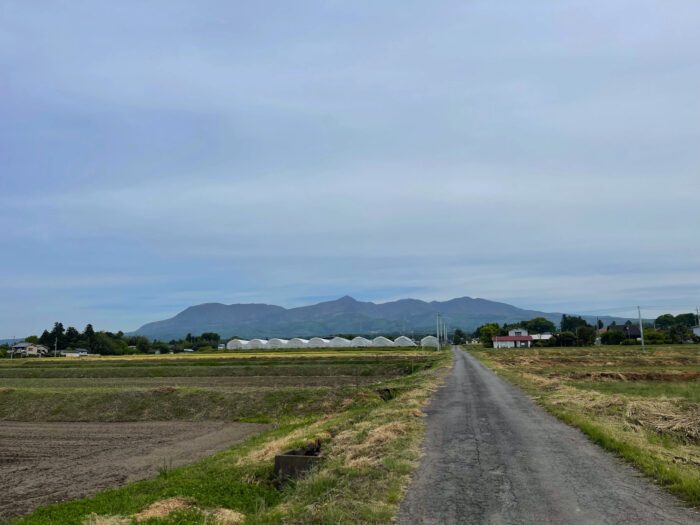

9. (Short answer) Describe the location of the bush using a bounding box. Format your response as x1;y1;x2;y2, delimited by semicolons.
601;330;625;345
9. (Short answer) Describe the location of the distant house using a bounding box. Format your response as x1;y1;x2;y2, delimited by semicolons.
60;348;89;358
607;323;641;339
493;328;533;349
10;342;49;357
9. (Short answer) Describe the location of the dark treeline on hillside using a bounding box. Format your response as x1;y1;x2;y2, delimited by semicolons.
0;322;225;357
473;313;699;348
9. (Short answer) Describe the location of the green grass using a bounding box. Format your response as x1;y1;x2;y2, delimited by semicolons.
572;381;700;403
11;350;453;524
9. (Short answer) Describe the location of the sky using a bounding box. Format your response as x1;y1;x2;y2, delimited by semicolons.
2;1;699;337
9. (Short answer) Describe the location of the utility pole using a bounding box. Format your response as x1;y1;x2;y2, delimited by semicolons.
54;337;58;358
436;313;441;351
638;306;646;351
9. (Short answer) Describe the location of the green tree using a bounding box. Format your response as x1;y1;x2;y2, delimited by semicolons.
479;324;500;348
524;317;556;334
555;331;577;347
560;315;590;332
65;326;81;347
654;314;676;330
24;335;40;343
669;324;691;343
50;322;66;349
576;325;596;346
601;330;625;345
453;329;467;345
83;324;96;351
675;313;697;328
199;332;221;343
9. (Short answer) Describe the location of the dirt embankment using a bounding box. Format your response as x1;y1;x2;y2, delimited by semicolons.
0;421;271;519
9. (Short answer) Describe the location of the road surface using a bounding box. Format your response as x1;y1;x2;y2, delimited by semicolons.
397;347;699;524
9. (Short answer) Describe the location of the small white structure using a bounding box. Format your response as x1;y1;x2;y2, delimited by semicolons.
372;336;394;347
60;348;89;358
247;339;269;349
421;335;439;348
350;337;372;347
288;338;309;348
530;333;553;342
226;339;249;350
329;337;351;347
307;337;330;348
693;327;700;338
268;338;289;349
508;328;528;337
393;336;416;347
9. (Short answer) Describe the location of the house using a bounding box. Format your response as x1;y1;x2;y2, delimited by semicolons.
10;342;49;357
492;328;533;348
61;348;89;358
607;323;641;339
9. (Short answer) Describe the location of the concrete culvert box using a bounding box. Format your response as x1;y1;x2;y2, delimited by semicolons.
274;441;322;480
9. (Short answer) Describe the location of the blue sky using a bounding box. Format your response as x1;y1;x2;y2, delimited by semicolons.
2;1;699;337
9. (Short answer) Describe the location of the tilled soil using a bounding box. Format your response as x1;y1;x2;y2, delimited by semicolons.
0;421;272;519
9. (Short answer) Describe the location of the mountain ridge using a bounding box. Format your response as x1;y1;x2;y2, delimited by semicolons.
132;296;633;341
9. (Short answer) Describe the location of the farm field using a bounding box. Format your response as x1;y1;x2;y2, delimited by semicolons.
0;349;450;523
0;421;271;518
468;344;700;505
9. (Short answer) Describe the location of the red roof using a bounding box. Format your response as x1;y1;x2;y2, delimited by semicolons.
492;336;533;341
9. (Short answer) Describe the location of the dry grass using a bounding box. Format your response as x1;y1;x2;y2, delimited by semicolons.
132;497;193;520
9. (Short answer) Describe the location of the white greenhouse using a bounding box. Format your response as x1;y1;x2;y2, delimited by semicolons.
393;336;416;347
307;337;330;348
288;338;309;348
226;339;249;350
247;339;269;349
350;337;372;347
328;336;351;347
372;336;395;347
267;338;289;349
421;335;439;348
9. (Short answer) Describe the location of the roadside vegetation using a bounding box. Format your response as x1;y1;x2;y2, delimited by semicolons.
468;344;700;506
4;349;452;524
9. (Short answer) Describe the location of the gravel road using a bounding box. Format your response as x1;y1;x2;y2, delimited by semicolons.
397;347;699;524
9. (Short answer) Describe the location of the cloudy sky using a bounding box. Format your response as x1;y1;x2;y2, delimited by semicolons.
2;1;699;337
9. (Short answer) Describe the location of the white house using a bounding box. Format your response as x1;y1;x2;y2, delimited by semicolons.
61;348;89;358
492;328;533;348
393;336;416;347
420;335;439;348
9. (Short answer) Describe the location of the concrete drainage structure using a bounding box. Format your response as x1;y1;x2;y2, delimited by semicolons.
274;441;322;480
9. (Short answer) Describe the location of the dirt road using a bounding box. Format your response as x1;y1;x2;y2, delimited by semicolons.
397;347;699;524
0;421;271;518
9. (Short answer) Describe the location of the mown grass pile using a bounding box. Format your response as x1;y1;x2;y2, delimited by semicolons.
469;344;700;505
5;350;451;524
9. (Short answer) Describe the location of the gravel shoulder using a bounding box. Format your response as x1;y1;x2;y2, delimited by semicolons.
397;347;700;524
0;421;271;518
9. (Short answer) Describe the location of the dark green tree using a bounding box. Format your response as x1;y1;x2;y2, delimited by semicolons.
65;326;81;347
576;325;596;346
675;313;697;328
24;335;40;343
453;329;467;345
601;330;625;345
654;314;676;330
50;322;66;349
524;317;556;334
560;315;590;332
83;324;96;351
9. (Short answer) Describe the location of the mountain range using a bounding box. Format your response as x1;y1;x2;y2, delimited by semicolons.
132;296;632;341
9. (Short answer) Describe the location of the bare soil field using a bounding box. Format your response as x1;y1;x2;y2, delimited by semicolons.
0;421;271;519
